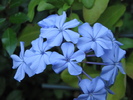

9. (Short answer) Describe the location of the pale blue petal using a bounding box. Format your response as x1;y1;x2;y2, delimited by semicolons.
11;55;22;69
61;42;74;58
64;30;80;43
93;23;108;38
14;64;25;82
29;55;46;74
77;37;92;52
68;62;82;75
96;38;112;49
47;33;63;46
91;42;104;57
19;42;25;58
38;14;57;28
79;79;91;94
31;37;43;52
100;65;115;81
93;89;107;100
24;65;35;77
78;23;93;37
75;94;89;100
52;61;67;74
50;52;65;64
55;11;66;28
40;28;59;39
63;19;80;29
71;50;85;62
44;52;52;64
117;63;125;74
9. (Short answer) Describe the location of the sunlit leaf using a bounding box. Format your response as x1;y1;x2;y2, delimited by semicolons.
118;38;133;49
97;4;126;29
82;0;95;9
2;28;17;55
27;0;41;22
107;72;126;100
126;52;133;79
9;12;28;24
37;0;55;11
83;0;109;24
18;24;40;47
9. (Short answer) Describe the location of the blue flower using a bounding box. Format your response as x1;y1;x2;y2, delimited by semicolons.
74;77;107;100
50;42;85;75
100;45;126;85
24;37;52;74
39;12;80;46
10;42;35;82
107;30;123;46
77;23;112;57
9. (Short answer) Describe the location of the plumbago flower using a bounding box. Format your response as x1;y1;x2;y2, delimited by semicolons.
77;23;112;57
74;77;107;100
50;42;85;75
24;37;52;74
100;45;126;86
39;12;80;46
10;42;35;82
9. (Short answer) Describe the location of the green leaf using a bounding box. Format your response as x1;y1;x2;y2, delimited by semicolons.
9;0;24;8
27;0;41;22
71;0;83;10
0;77;6;96
37;0;55;11
18;24;40;47
2;28;17;55
97;4;126;29
61;66;100;88
9;12;29;24
82;0;95;9
64;0;74;5
63;3;70;11
114;19;123;27
107;72;126;100
118;38;133;49
61;69;79;88
0;18;6;25
0;5;5;11
83;0;109;24
126;52;133;79
6;90;23;100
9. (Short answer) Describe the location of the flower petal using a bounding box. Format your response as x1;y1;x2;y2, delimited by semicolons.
68;62;82;75
61;42;74;58
64;30;79;43
78;23;93;37
63;19;80;29
11;55;22;69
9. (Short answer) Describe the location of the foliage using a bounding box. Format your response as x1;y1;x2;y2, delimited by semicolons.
0;0;133;100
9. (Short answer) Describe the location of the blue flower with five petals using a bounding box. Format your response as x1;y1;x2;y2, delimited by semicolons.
39;12;80;46
50;42;85;75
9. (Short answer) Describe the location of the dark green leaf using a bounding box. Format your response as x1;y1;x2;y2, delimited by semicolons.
0;5;5;11
9;12;29;24
82;0;95;9
2;28;17;55
0;77;6;96
118;38;133;49
97;4;126;29
0;18;6;25
83;0;109;24
47;0;65;8
9;0;24;8
18;24;40;47
71;0;83;10
6;90;23;100
27;0;41;22
63;3;70;11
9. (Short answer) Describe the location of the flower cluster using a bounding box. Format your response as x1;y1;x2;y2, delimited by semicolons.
11;12;126;100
